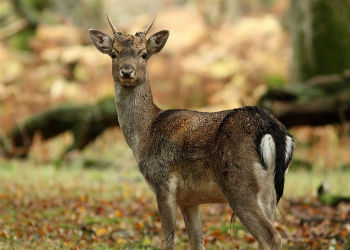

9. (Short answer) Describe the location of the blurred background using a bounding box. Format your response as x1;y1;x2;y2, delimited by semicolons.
0;0;349;249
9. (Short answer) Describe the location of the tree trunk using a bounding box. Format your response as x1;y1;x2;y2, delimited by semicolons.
289;0;350;82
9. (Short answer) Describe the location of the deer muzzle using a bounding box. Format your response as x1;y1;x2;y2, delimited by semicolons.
119;64;136;80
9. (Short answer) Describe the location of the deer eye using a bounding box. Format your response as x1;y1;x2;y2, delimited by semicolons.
141;52;147;60
111;52;116;59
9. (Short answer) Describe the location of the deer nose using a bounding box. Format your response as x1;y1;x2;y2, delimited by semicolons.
119;64;135;79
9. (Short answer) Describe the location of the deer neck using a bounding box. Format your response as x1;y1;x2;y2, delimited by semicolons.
114;76;159;160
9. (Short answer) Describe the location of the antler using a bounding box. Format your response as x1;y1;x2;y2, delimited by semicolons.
106;14;118;36
142;15;156;36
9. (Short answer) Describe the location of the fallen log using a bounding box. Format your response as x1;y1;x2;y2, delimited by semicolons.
0;96;118;158
258;72;350;127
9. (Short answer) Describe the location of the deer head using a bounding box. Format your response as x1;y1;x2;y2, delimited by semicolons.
89;15;169;87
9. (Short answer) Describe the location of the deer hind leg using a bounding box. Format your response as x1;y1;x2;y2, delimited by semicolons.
223;136;281;249
180;205;205;250
220;168;281;250
229;196;281;250
254;161;277;222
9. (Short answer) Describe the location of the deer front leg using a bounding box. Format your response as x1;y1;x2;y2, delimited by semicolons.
180;205;204;250
156;188;177;250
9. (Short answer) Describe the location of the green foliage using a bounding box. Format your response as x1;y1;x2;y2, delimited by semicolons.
290;159;312;171
319;193;350;206
13;0;51;25
265;74;285;89
21;0;48;10
83;158;112;169
285;169;350;198
8;29;35;50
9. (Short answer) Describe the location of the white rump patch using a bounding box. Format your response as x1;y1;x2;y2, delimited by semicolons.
260;134;276;169
284;135;294;177
285;136;294;164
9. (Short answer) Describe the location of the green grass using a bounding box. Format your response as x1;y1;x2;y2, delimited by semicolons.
1;159;348;200
285;168;350;198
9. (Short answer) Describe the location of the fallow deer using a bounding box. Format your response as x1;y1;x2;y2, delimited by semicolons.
89;16;294;250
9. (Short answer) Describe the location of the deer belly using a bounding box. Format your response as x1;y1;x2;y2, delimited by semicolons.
176;179;227;206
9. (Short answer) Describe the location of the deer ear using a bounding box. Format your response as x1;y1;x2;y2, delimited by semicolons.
146;30;169;56
89;29;112;55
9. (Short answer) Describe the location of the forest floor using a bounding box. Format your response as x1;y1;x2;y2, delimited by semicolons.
0;136;349;250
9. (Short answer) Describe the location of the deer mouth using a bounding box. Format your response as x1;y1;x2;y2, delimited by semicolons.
119;78;137;87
